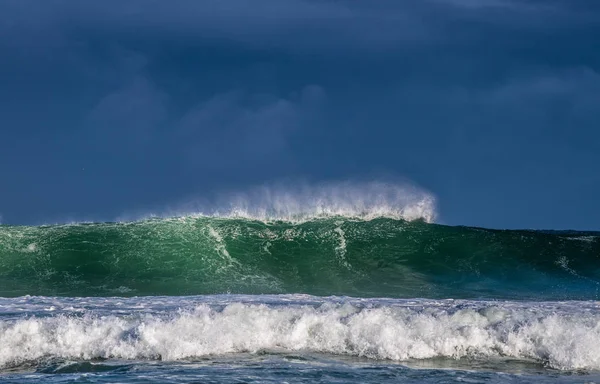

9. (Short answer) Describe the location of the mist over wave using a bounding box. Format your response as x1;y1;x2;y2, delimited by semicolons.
119;180;437;224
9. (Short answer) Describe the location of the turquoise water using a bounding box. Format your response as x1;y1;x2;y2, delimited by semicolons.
1;216;599;382
1;217;598;299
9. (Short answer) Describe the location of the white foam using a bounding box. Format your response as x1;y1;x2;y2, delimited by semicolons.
1;299;600;370
143;180;437;224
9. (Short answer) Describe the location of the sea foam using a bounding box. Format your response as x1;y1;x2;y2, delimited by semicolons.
1;297;599;370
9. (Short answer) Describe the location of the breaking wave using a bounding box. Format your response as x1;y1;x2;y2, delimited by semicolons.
1;296;600;371
0;216;598;299
129;180;437;223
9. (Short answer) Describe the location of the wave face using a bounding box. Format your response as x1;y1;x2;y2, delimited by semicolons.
1;217;598;299
1;295;600;371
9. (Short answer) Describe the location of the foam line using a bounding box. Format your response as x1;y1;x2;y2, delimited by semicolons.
2;300;600;370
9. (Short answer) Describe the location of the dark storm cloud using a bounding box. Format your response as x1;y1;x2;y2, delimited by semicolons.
0;0;422;53
177;85;325;167
86;76;168;147
2;0;590;53
0;0;599;228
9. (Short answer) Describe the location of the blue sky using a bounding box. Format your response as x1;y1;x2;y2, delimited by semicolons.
1;0;599;229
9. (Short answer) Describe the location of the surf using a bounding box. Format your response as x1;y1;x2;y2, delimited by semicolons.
2;295;600;371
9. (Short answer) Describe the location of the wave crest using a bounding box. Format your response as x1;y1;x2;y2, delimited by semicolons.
164;180;436;223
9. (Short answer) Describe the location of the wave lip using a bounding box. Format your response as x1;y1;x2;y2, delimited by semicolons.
1;297;600;371
154;181;437;223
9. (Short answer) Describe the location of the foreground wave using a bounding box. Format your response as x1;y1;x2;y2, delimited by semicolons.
1;295;600;371
1;216;599;299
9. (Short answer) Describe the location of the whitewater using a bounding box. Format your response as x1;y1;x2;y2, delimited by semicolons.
1;183;599;383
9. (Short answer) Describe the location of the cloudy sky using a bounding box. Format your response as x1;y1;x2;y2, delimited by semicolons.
1;0;599;229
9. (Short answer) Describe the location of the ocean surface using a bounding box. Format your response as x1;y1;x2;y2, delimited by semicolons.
1;213;600;383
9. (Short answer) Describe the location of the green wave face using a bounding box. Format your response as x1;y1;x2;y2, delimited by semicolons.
0;217;599;299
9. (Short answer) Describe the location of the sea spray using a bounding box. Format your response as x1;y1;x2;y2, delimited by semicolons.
116;180;437;224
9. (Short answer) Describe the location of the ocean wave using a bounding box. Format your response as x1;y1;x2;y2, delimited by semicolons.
0;216;599;299
1;297;600;371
